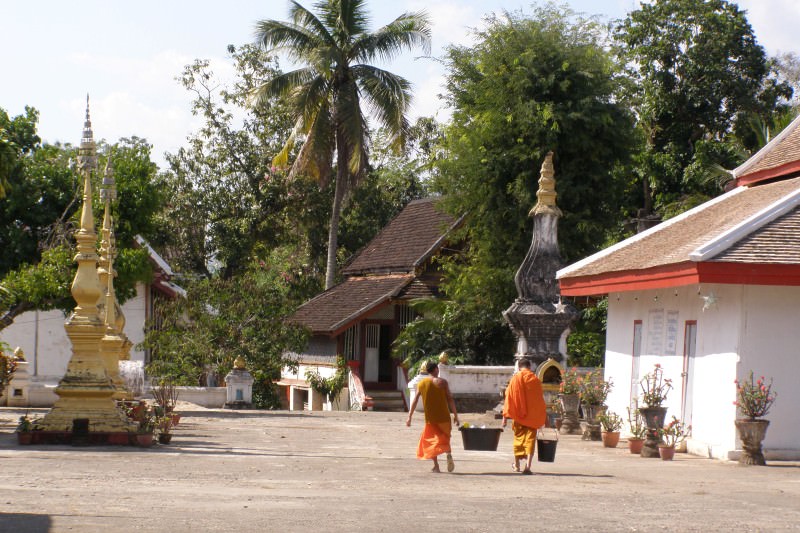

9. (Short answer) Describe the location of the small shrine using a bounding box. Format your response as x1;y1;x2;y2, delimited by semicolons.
225;356;254;408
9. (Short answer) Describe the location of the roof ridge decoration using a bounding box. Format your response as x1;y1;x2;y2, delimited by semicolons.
689;186;800;261
556;185;747;279
732;113;800;185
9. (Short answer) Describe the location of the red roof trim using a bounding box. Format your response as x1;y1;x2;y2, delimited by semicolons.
559;262;700;296
559;261;800;296
736;160;800;187
696;262;800;285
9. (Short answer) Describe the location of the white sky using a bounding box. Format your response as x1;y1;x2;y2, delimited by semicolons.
1;0;799;169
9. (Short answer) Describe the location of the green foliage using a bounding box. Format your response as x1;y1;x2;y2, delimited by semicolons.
616;0;793;216
305;356;347;397
567;298;607;367
142;254;309;408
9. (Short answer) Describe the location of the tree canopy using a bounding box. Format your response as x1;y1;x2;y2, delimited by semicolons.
616;0;793;215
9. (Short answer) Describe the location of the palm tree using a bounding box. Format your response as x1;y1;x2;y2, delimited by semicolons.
252;0;431;289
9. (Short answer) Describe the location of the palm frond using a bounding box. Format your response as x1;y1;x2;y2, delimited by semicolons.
294;104;334;184
254;19;325;62
249;67;318;109
289;1;335;48
320;0;370;45
351;11;431;63
334;82;369;182
353;64;411;150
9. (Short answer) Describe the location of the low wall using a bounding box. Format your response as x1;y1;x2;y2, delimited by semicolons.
438;365;512;395
453;393;502;414
170;387;227;409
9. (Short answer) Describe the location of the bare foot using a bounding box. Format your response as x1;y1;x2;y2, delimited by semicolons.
522;468;533;475
512;463;520;472
431;466;441;473
446;453;455;473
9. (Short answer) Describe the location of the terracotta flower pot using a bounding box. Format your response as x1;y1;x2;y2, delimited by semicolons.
17;432;33;445
627;438;645;454
158;433;173;444
658;444;675;461
136;433;154;448
601;431;620;448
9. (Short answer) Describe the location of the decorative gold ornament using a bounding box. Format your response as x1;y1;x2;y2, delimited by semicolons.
530;151;562;217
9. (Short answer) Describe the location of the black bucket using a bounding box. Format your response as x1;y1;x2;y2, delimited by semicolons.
459;427;503;451
537;428;558;462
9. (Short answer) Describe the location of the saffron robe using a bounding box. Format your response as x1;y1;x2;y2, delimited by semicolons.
503;368;546;457
416;377;452;459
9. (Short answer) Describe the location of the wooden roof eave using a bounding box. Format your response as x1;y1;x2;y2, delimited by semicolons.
313;277;414;338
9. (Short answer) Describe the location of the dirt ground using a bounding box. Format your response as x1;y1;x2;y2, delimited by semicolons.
1;405;799;533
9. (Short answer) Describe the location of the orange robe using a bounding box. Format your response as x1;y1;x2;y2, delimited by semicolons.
503;368;546;457
416;378;452;459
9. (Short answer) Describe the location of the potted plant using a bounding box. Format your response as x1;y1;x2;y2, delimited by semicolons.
657;416;690;461
626;405;647;454
557;367;582;435
734;371;776;466
579;368;612;441
153;379;179;416
16;414;34;445
135;408;156;447
598;411;624;448
157;416;173;444
638;363;673;458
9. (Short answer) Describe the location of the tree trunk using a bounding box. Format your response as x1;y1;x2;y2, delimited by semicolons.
325;134;348;290
0;301;32;333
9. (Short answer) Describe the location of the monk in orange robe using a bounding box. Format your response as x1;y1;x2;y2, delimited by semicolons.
502;358;546;474
406;360;459;473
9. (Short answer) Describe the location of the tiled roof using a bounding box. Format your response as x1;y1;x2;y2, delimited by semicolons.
711;206;800;264
396;272;443;300
287;274;413;334
733;115;800;185
341;198;457;275
558;176;800;279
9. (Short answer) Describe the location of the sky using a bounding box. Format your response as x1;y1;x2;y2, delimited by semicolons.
2;0;800;169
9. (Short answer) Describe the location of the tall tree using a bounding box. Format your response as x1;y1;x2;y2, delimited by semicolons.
251;0;431;289
402;5;635;364
616;0;792;216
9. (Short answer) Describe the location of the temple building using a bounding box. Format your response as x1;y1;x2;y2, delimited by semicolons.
557;115;800;461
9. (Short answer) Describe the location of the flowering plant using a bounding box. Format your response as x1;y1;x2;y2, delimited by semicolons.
559;367;581;395
734;371;776;419
579;368;612;406
658;416;690;447
627;405;647;439
639;364;672;407
598;411;624;432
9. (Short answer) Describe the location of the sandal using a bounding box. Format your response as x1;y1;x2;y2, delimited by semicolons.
522;468;533;475
446;453;455;472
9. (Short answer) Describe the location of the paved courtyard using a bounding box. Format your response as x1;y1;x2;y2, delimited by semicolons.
1;405;799;532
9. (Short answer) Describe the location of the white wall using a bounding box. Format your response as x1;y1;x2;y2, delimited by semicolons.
605;285;737;458
438;365;512;395
0;283;150;381
738;285;800;454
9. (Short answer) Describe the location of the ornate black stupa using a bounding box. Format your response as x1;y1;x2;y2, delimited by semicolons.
502;152;578;367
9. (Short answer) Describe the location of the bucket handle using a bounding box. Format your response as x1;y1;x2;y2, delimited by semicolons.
537;427;559;441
